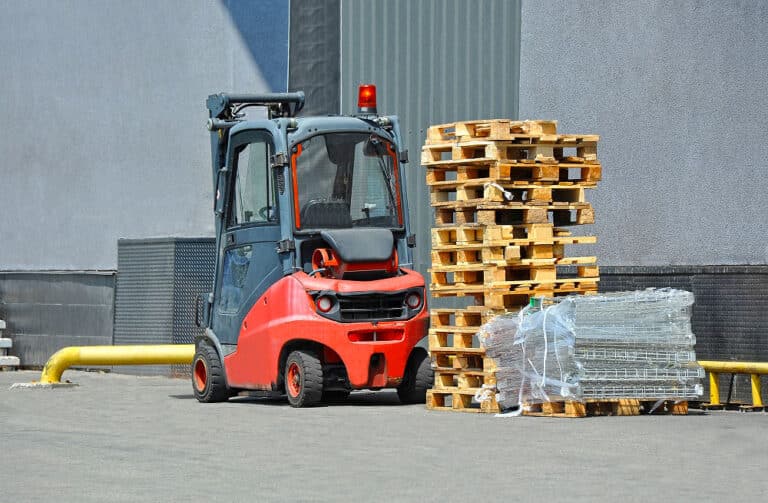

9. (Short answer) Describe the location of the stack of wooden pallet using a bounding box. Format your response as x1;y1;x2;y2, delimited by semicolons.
0;319;20;370
422;119;601;413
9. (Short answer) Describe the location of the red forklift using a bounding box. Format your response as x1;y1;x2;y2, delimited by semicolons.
193;85;431;406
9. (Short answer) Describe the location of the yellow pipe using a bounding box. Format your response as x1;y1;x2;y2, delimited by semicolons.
698;360;768;374
708;371;720;406
39;345;195;384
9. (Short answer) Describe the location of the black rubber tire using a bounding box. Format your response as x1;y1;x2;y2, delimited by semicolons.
285;350;323;407
397;348;433;404
192;343;230;403
322;390;351;403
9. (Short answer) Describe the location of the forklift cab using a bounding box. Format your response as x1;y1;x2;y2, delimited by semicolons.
194;86;431;407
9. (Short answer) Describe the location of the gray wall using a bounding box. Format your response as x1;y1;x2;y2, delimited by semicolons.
519;0;768;266
0;0;288;270
341;0;522;279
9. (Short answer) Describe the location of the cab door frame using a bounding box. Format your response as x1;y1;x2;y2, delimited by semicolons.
209;120;290;346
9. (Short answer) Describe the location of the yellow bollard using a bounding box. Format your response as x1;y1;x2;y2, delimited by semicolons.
698;361;768;409
708;371;720;406
751;374;763;408
38;344;195;384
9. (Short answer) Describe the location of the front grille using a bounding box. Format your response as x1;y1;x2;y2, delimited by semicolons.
337;292;407;321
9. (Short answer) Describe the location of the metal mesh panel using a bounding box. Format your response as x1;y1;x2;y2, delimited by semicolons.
172;240;216;376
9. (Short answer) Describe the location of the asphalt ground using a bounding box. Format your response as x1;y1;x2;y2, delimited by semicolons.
1;370;767;502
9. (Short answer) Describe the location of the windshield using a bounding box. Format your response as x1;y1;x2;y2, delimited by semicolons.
292;132;403;230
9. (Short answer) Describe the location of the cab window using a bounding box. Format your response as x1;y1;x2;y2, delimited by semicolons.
230;135;277;226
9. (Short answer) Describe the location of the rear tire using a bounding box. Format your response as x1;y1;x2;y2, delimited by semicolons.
192;343;230;403
397;348;433;404
285;350;323;407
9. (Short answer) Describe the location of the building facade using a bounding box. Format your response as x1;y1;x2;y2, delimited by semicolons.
1;2;766;382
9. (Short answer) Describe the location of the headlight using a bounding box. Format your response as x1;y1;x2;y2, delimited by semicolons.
405;292;421;310
316;295;334;313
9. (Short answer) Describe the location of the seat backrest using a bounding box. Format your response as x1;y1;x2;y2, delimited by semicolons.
300;201;352;228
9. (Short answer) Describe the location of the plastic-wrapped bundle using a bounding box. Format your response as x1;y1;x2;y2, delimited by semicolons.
581;383;704;399
571;289;702;400
478;288;704;409
479;299;583;410
572;289;696;345
575;346;697;367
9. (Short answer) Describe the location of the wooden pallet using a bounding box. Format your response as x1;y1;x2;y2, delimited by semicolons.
430;347;488;370
430;307;500;328
431;248;597;269
421;138;598;166
426;387;500;413
521;399;689;418
430;266;599;292
431;223;596;247
437;287;599;310
428;181;592;206
424;158;602;184
426;119;558;144
431;278;599;295
434;204;595;227
433;368;496;391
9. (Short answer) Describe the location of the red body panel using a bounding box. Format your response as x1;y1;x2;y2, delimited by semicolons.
223;269;428;390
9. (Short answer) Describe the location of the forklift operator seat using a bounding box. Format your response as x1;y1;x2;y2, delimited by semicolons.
300;200;352;229
319;228;394;263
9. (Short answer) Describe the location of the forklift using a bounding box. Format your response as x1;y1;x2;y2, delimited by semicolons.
193;85;432;406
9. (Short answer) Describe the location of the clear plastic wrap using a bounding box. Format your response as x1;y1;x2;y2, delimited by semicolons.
478;288;704;410
479;299;583;410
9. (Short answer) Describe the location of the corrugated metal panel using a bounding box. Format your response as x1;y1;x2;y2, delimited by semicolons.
114;238;215;376
341;0;521;306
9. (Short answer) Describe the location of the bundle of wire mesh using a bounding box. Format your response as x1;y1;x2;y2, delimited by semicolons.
478;289;704;410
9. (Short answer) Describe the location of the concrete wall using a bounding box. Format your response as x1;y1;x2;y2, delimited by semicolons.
0;0;288;270
519;1;768;266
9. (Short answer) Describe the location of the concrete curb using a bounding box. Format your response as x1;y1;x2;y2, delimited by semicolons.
9;382;79;390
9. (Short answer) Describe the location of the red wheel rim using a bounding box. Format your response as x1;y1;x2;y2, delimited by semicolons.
286;362;302;397
194;358;207;392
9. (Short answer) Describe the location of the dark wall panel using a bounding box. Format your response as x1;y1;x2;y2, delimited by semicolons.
600;266;768;404
0;272;115;366
289;0;341;115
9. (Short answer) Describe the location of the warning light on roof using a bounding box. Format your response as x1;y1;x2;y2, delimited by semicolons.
357;84;377;114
